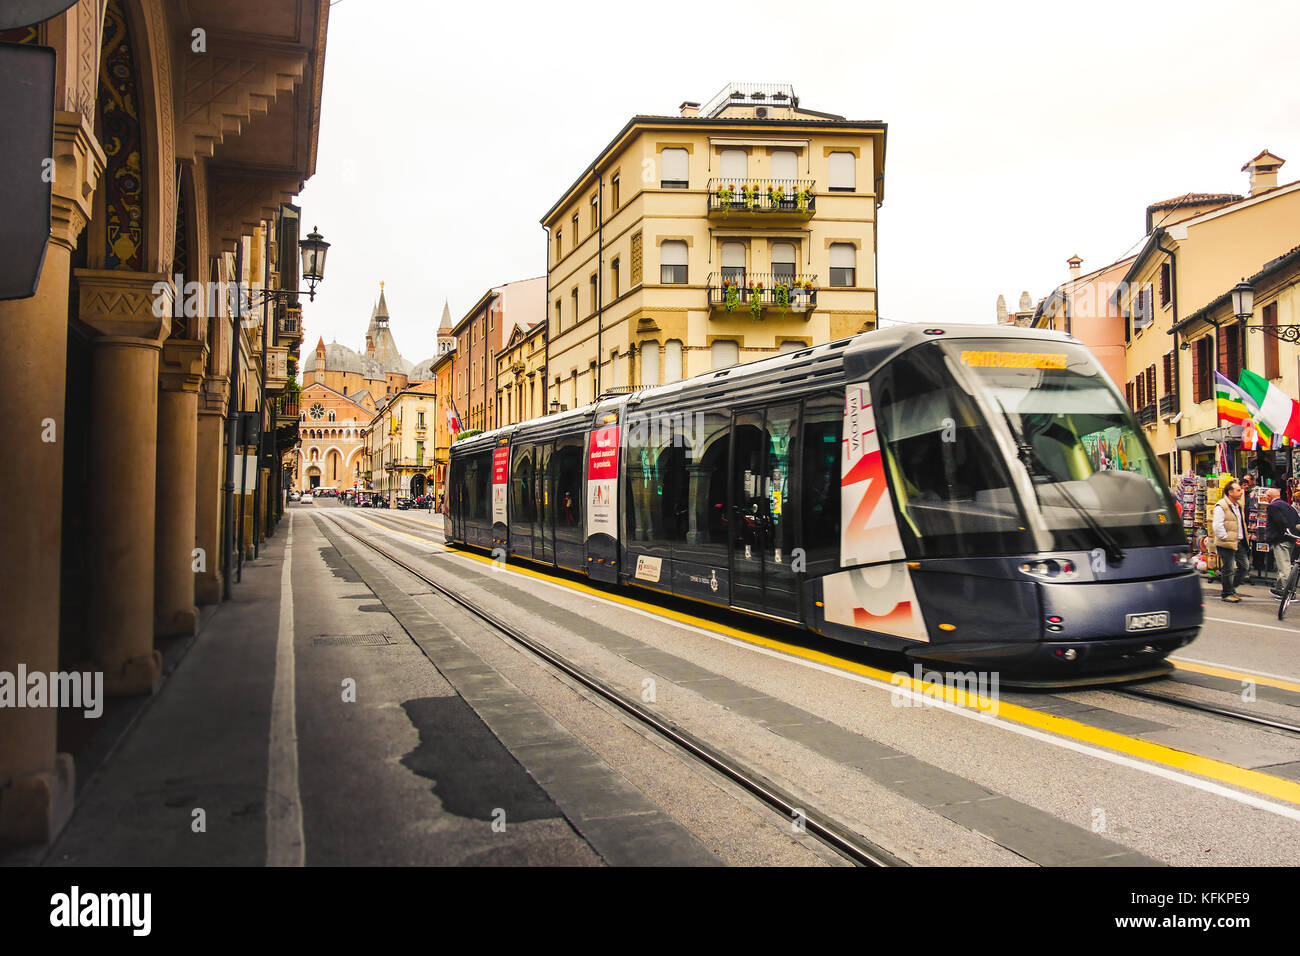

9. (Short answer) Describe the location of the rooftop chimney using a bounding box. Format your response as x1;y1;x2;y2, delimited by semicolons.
679;101;700;118
1067;255;1083;280
1243;150;1285;196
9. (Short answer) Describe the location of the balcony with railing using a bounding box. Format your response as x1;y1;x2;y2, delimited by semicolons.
279;307;301;340
266;344;289;394
707;179;816;220
276;393;299;421
707;272;818;318
1159;393;1178;417
386;457;431;470
1139;404;1157;426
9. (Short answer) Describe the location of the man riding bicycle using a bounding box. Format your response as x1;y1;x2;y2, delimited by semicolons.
1264;488;1300;599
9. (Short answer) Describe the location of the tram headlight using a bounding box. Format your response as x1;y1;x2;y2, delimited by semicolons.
1018;558;1077;580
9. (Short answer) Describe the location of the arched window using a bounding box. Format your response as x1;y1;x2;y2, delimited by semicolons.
640;341;660;387
328;410;336;422
664;340;683;383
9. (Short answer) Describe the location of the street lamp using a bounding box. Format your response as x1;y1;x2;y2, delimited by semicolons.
298;226;330;301
1231;279;1254;320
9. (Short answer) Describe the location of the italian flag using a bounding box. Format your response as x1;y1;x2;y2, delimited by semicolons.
1215;372;1272;449
1238;368;1300;446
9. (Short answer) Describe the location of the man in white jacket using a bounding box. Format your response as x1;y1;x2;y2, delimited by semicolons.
1213;479;1250;602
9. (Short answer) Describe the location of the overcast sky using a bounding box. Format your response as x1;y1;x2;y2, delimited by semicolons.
296;0;1300;366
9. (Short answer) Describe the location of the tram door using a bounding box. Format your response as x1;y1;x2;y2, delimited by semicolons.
729;403;800;619
535;443;554;564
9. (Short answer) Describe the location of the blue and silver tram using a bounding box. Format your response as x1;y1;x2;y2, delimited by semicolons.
447;324;1201;683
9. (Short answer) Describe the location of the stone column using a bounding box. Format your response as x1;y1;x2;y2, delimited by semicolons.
155;340;207;637
0;112;103;844
76;270;172;695
195;376;228;605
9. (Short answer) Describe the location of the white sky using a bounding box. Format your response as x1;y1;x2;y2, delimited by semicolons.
296;0;1300;366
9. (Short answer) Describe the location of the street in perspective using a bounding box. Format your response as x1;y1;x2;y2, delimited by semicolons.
1;0;1298;933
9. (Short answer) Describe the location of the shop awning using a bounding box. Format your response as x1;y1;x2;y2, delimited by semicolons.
1175;424;1242;451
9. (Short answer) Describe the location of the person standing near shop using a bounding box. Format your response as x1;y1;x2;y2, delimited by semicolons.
1213;479;1250;602
1265;488;1300;598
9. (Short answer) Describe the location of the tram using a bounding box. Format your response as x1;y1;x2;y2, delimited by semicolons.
447;324;1202;684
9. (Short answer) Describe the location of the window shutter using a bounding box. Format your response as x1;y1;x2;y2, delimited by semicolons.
829;243;855;268
1264;303;1280;379
720;148;747;181
1159;263;1171;307
770;149;797;184
1126;380;1135;409
1191;342;1201;402
828;151;855;189
1217;325;1228;376
1148;364;1157;405
660;148;688;185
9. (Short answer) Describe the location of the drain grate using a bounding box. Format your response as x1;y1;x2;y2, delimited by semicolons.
312;633;396;647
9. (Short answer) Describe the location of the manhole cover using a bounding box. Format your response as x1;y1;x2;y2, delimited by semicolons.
311;633;396;647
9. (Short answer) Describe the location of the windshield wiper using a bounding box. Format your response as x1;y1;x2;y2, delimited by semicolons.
999;409;1126;565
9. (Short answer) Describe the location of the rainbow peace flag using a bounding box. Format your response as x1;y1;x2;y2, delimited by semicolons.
1215;372;1272;449
1238;368;1300;446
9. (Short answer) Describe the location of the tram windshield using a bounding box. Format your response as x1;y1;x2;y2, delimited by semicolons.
948;339;1183;552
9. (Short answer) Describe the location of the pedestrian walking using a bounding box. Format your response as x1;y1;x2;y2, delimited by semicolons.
1213;479;1250;602
1265;488;1300;598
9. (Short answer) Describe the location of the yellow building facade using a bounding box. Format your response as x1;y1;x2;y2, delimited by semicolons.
362;384;439;501
541;84;886;410
1116;153;1300;474
496;321;548;425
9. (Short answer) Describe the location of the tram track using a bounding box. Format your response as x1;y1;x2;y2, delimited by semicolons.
1112;684;1300;738
319;510;905;868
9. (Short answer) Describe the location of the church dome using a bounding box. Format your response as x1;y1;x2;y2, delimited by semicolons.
303;341;365;375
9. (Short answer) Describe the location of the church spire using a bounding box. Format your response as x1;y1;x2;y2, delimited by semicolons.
439;300;452;330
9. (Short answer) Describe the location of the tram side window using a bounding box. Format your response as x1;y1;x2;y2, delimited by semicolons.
693;411;732;551
800;393;842;575
466;451;490;521
625;412;689;550
552;437;583;529
512;447;535;522
872;347;1030;558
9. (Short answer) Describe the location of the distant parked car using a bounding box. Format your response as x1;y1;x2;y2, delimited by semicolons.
301;493;314;504
289;491;300;502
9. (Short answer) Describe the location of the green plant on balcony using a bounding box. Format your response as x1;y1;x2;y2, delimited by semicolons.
723;279;740;313
773;282;791;311
748;283;763;322
716;183;735;209
741;183;759;211
796;186;813;213
769;185;785;208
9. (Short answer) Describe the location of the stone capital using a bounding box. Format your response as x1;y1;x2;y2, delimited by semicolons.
75;269;173;341
200;374;231;416
159;339;208;393
51;110;106;252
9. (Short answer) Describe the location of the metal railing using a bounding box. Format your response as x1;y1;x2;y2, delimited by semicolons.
1139;404;1157;426
1159;394;1178;417
708;272;818;313
708;178;816;215
277;394;299;418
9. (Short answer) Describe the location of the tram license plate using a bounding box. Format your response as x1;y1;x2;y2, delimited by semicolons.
1126;611;1169;632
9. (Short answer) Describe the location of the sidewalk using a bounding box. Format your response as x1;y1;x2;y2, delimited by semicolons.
31;509;609;866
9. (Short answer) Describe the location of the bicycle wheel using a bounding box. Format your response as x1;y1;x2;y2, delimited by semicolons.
1279;564;1300;621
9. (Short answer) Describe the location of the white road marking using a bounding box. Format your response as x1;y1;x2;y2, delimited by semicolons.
266;514;305;866
342;513;1300;823
1202;614;1300;635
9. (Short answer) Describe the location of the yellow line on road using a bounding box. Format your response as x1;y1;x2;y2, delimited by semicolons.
334;512;1300;807
1172;659;1300;694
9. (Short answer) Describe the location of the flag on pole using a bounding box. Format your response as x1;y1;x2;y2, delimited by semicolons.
1215;372;1272;449
447;399;461;438
1237;368;1300;445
